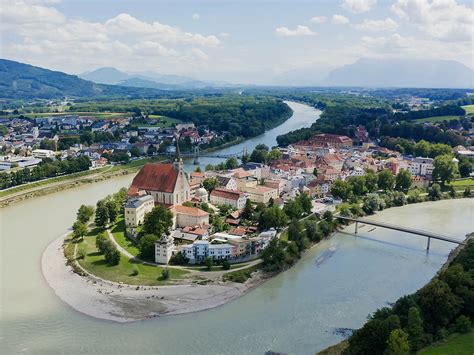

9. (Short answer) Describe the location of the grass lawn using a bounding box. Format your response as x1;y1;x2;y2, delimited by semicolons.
450;178;474;187
418;329;474;355
461;105;474;115
77;228;188;285
415;115;462;123
110;218;140;257
222;264;261;283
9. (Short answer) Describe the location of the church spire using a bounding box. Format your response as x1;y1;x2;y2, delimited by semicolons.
173;133;183;171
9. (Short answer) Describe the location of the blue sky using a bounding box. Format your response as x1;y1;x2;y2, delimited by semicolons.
1;0;473;84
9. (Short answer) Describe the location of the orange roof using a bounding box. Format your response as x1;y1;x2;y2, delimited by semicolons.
129;163;178;194
210;188;244;201
173;205;209;217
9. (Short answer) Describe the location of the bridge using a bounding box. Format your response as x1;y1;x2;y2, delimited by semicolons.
336;216;466;251
166;147;248;164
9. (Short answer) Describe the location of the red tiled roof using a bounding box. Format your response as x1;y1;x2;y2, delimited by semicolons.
210;188;244;201
172;205;209;217
129;163;178;194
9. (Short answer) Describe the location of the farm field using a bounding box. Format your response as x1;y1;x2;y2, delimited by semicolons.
461;105;474;114
415;115;462;123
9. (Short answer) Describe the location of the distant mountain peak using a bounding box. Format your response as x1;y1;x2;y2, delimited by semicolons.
324;58;473;88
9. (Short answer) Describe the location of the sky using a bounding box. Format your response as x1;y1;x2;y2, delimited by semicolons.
1;0;473;84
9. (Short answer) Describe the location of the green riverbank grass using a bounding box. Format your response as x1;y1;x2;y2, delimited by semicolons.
418;329;474;355
77;228;188;285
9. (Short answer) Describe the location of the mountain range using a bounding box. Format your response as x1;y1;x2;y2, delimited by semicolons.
0;58;472;100
79;67;214;89
322;58;474;89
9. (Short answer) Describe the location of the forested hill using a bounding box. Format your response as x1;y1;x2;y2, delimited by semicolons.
71;96;292;139
0;59;179;99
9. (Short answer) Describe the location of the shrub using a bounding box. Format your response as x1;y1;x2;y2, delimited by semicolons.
105;247;120;265
130;266;139;276
76;248;86;260
161;268;170;280
454;315;471;333
205;256;214;271
222;260;231;270
169;252;188;265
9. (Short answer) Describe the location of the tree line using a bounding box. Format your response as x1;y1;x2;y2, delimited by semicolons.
0;155;91;190
344;239;474;354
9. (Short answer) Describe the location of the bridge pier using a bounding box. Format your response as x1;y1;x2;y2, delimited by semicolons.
426;237;431;251
355;221;358;235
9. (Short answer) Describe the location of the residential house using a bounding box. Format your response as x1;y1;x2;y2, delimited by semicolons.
210;188;247;209
124;195;155;227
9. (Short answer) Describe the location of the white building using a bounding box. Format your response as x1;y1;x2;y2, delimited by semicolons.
155;235;174;264
124;195;155;227
210;188;247;209
170;205;209;229
408;157;434;177
32;149;55;158
181;240;233;264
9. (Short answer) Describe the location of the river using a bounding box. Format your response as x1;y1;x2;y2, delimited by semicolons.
1;102;473;354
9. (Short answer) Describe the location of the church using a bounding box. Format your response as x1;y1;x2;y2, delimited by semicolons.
128;153;191;206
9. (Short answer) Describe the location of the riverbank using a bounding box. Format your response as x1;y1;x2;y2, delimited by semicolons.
42;234;270;322
0;157;168;208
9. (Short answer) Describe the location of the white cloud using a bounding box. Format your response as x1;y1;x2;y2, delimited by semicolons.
191;48;209;60
192;13;200;20
332;15;350;24
0;1;221;73
310;16;327;23
275;25;317;37
342;0;377;14
355;17;398;31
392;0;474;41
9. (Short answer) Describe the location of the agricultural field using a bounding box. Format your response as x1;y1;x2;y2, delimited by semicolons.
461;105;474;115
414;115;463;123
131;115;181;129
19;111;127;120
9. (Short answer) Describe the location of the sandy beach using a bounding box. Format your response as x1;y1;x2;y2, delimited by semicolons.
41;235;267;323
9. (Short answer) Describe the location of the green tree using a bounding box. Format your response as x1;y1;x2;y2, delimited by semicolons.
94;200;109;228
72;221;87;240
138;234;158;259
454;315;471;333
428;183;442;201
106;200;118;224
130;146;140;157
463;187;471;198
433;154;459;186
386;329;410;355
323;210;333;222
222;259;231;270
406;307;424;351
261;239;287;272
414;140;431;157
458;156;472;178
418;280;462;333
395;169;412;191
304;220;321;242
331;180;353;201
260;205;288;230
194;166;202;173
267;148;282;161
242;199;253;221
104;247;120;266
142;205;173;237
204;256;213;270
225;157;239;169
77;204;95;224
283;199;303;220
347;176;367;196
298;193;312;215
363;193;384;214
364;170;378;192
203;177;219;192
378;169;395;191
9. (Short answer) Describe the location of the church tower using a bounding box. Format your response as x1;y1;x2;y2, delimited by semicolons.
173;134;183;172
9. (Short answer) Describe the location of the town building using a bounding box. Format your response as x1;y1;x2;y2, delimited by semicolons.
210;188;247;209
408;157;434;177
171;205;209;229
181;240;233;264
155;235;174;264
124;195;155;227
128;159;191;205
